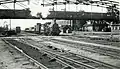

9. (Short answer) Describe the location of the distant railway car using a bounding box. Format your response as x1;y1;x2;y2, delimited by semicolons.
2;30;17;36
25;28;29;32
16;26;21;33
0;26;21;36
35;23;41;34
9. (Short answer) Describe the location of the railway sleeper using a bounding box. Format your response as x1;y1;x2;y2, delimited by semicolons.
43;52;78;69
49;54;88;69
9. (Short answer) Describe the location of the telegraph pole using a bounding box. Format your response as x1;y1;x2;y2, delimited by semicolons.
10;19;11;30
14;0;16;17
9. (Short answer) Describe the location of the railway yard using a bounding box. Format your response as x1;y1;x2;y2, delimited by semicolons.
0;32;120;69
0;0;120;69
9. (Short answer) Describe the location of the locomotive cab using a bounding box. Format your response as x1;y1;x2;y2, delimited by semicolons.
50;20;61;36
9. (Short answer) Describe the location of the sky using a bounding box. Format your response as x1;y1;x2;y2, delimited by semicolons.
0;19;52;30
0;0;119;30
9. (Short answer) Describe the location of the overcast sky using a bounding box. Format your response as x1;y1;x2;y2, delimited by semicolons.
0;0;119;30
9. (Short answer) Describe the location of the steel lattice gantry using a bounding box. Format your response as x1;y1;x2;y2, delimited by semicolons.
46;11;117;21
41;0;119;21
0;0;34;19
0;0;119;19
0;0;29;4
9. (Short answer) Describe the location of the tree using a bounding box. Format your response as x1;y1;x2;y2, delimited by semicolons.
37;12;42;18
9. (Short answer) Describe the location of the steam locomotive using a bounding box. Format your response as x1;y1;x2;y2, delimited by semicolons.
25;22;61;36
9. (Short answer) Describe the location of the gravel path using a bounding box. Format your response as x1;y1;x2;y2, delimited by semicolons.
0;39;39;69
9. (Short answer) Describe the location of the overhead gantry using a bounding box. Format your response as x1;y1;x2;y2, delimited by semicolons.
0;0;119;20
0;0;34;19
41;0;119;21
45;11;117;21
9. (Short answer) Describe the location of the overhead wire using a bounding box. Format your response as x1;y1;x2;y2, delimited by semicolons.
1;4;10;9
16;2;26;8
19;2;27;7
0;0;29;9
90;0;92;20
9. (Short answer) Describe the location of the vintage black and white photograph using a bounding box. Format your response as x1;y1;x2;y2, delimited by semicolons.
0;0;120;69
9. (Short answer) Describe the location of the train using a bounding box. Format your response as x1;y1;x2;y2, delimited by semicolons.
25;22;61;36
1;26;21;36
16;26;21;33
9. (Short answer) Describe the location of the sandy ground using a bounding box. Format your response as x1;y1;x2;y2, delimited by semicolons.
0;39;39;69
53;37;120;51
28;36;120;67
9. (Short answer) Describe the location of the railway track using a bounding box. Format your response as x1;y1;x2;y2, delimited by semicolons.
18;38;120;69
63;36;120;47
2;39;49;69
3;39;74;69
51;38;120;59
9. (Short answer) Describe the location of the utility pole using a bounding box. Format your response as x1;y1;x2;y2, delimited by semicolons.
10;19;11;30
14;0;16;17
